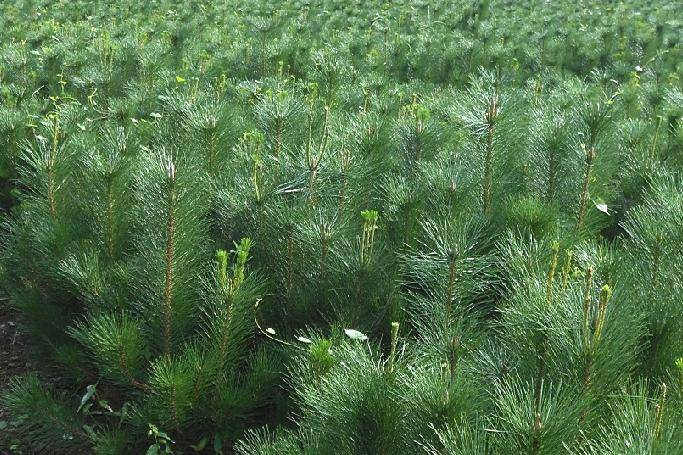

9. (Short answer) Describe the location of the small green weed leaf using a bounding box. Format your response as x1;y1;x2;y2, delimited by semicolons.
77;384;96;412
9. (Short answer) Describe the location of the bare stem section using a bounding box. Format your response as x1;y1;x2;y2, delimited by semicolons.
163;162;177;355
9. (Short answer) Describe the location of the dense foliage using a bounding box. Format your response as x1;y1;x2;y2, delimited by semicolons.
1;0;682;453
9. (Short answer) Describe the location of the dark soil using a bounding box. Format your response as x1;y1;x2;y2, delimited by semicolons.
0;299;32;405
0;298;33;453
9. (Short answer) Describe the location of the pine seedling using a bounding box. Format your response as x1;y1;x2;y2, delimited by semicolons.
579;280;614;425
89;126;136;262
146;353;195;432
401;216;493;323
296;208;346;286
306;104;331;202
527;102;575;206
418;151;481;220
259;206;344;327
1;104;90;347
310;48;348;104
220;129;270;231
132;150;209;356
573;248;645;403
56;126;136;312
577;381;683;454
1;374;89;454
573;92;618;236
254;88;304;159
323;208;395;334
453;71;523;215
166;91;237;177
284;338;407;454
620;174;683;377
396;339;486;451
530;241;561;427
255;201;307;309
70;311;147;388
491;377;582;454
206;239;261;368
497;235;643;434
393;95;441;176
380;173;426;249
17;108;73;224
